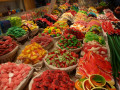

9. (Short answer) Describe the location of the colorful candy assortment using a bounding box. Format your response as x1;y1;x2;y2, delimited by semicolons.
58;33;82;49
54;20;69;29
22;20;38;31
64;27;85;39
0;36;17;56
81;41;108;57
17;43;47;64
75;74;116;90
43;26;62;37
7;27;26;38
77;52;113;83
6;16;21;27
31;70;74;90
31;33;53;48
46;49;78;68
0;62;31;90
84;32;105;45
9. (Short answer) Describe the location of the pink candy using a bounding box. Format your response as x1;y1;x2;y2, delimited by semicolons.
0;62;31;90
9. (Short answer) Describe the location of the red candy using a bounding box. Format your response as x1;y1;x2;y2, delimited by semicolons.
31;70;75;90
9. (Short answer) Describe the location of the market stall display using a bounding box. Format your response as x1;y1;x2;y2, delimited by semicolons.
0;1;120;89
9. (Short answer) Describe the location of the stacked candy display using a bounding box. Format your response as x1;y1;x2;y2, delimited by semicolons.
43;26;62;38
31;33;53;49
17;42;47;65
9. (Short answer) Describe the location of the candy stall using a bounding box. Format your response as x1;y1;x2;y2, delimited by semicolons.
0;0;120;90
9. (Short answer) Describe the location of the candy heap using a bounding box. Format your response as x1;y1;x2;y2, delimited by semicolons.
0;62;31;90
7;27;26;38
64;27;85;39
22;20;38;31
46;49;78;68
31;70;74;90
31;33;53;48
42;14;58;23
84;32;105;45
17;43;47;64
75;74;116;90
70;20;88;33
81;41;108;57
7;16;21;27
0;36;17;56
58;33;82;49
43;26;62;37
35;18;53;28
54;20;69;29
77;52;113;83
102;21;120;35
89;25;102;34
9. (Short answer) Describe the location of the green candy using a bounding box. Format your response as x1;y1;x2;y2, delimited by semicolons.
6;26;26;38
48;30;51;34
57;34;60;37
54;27;57;29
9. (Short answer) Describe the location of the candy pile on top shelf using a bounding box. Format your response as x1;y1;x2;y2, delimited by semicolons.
0;2;120;90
